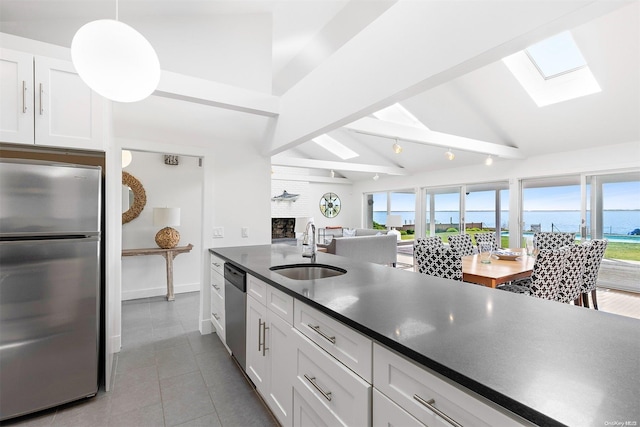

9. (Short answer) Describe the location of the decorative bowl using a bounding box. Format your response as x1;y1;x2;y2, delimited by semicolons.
494;251;522;261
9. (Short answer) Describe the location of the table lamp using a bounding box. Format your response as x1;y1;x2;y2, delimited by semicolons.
154;207;181;249
386;214;403;241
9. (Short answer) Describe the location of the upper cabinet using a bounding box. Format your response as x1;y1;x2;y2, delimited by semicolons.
0;48;104;151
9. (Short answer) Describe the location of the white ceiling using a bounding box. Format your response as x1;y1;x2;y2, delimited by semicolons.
1;0;638;182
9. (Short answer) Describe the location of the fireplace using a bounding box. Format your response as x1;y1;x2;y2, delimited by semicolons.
272;218;296;239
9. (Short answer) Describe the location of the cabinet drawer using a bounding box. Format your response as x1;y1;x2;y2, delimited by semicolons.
210;268;224;299
293;329;371;427
293;388;338;427
247;274;267;304
210;254;225;276
373;388;424;427
294;300;372;382
373;344;528;427
267;285;294;324
210;288;225;340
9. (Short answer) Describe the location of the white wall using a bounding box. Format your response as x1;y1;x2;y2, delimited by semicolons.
270;179;359;231
121;151;203;300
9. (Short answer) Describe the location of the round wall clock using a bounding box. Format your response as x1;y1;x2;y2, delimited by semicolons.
320;192;341;218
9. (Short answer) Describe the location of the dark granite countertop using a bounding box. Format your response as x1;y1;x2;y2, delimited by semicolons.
210;244;640;427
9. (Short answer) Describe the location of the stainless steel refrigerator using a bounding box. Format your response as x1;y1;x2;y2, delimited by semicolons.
0;159;101;421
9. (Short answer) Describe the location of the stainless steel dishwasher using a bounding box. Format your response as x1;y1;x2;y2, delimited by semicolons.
224;263;246;370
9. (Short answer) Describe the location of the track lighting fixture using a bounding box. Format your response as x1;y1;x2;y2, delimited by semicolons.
485;155;494;166
392;138;403;154
445;149;455;161
330;169;335;178
373;173;380;181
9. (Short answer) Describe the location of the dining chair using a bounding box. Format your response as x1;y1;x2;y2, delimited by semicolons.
533;232;576;250
447;234;476;256
556;244;589;305
474;232;499;252
580;239;608;309
414;236;443;250
498;248;569;300
415;245;462;281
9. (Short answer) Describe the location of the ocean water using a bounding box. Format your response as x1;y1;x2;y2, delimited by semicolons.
373;210;640;236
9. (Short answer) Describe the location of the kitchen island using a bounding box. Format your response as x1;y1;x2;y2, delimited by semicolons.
210;244;639;427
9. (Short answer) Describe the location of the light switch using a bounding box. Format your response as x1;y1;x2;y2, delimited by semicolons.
241;227;249;238
213;227;224;238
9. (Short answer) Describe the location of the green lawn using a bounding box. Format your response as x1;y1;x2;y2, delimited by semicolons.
405;231;640;262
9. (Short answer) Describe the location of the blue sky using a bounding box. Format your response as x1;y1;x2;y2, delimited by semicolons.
373;181;640;211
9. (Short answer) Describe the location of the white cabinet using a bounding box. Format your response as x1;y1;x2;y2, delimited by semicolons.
210;254;225;344
373;343;530;427
0;48;103;150
373;389;424;427
294;300;372;382
291;328;371;427
246;275;295;427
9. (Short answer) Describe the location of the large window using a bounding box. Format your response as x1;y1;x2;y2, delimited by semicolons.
367;190;416;238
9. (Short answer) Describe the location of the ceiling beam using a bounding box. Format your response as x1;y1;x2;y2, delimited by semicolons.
154;70;280;117
271;173;352;184
266;0;625;156
271;157;407;175
344;117;523;159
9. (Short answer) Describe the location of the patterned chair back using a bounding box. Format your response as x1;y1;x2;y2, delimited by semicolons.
581;239;608;293
533;232;576;250
474;232;498;252
415;245;462;281
414;236;443;250
557;244;589;304
529;248;569;300
447;234;475;256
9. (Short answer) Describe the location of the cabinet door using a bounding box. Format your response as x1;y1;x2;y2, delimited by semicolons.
246;294;268;392
0;49;34;144
210;284;225;342
34;56;104;150
266;311;295;427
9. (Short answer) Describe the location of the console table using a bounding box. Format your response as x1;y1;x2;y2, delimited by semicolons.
122;244;193;301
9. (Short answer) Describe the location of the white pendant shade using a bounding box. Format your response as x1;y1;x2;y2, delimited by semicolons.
121;150;132;168
71;19;160;103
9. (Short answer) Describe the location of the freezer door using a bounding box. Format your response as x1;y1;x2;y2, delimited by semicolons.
0;160;101;236
0;238;100;420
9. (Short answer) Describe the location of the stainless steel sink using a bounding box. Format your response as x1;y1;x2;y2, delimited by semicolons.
269;264;347;280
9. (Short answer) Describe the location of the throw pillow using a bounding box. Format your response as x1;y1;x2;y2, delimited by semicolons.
343;228;356;237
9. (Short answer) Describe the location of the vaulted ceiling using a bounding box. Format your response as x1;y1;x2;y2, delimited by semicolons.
2;0;638;182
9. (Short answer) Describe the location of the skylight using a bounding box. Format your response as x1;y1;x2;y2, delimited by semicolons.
503;31;601;107
312;134;359;160
525;31;587;79
372;103;429;129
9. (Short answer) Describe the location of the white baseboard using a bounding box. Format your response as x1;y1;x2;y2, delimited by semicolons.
200;318;213;334
121;282;200;301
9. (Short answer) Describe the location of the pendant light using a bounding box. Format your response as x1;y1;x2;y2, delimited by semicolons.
71;0;160;103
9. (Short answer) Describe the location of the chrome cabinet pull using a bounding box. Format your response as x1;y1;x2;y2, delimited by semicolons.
304;374;332;401
212;313;220;320
307;323;336;344
39;83;43;115
258;319;264;351
262;322;269;357
413;394;463;427
22;80;27;113
213;262;221;268
212;283;220;291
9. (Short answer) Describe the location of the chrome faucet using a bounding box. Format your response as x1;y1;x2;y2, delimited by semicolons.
302;221;316;263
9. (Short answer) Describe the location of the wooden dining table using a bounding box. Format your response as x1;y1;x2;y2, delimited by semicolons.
462;249;535;288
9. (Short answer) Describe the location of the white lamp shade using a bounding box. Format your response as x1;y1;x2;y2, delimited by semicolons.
71;19;161;103
386;214;403;228
153;207;180;227
121;150;132;168
295;217;310;233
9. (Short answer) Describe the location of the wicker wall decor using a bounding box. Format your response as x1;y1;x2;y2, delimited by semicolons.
122;171;147;224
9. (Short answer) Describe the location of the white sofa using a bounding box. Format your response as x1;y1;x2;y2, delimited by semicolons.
325;229;397;266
